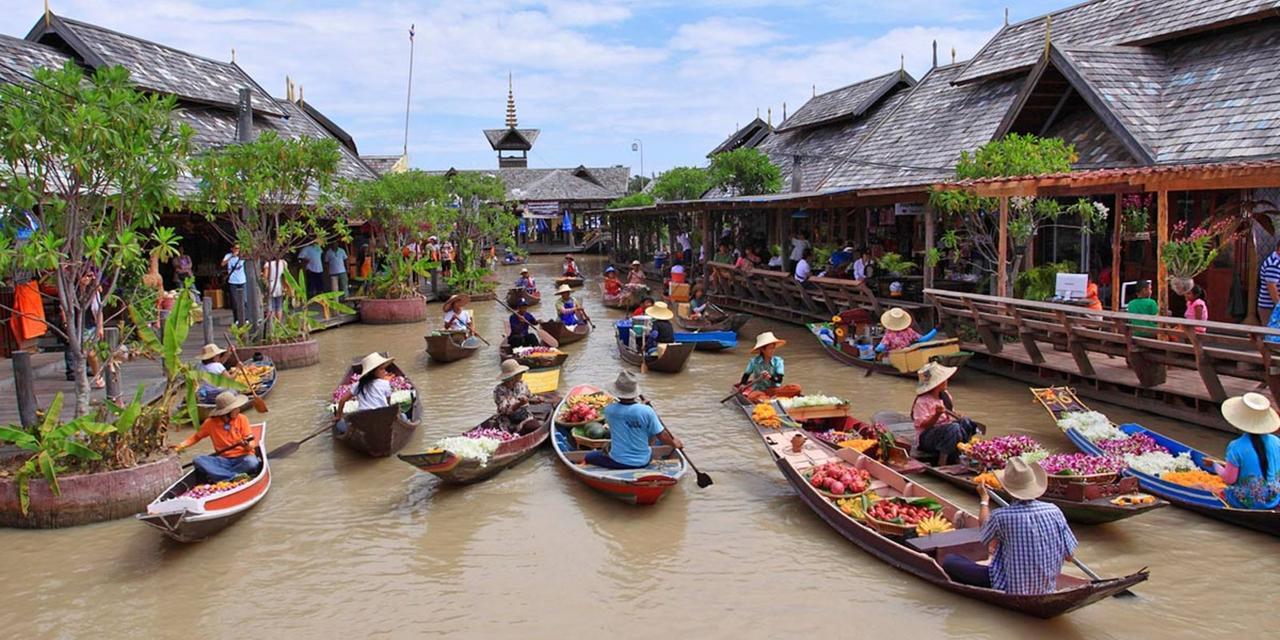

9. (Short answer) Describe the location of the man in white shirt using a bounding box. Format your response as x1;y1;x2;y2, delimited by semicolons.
676;230;693;264
789;231;810;273
852;248;872;282
262;257;289;320
794;247;814;289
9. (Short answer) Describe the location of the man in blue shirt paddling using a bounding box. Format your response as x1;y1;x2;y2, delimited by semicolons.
583;371;683;469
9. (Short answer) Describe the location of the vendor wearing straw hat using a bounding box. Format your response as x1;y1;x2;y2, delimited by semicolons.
941;457;1078;595
554;284;588;328
196;343;229;402
580;371;683;470
1205;392;1280;509
442;294;474;335
494;359;538;433
738;332;802;402
644;301;676;351
176;391;258;481
627;260;646;285
515;267;538;294
334;353;397;424
911;361;979;465
562;254;580;276
876;307;938;356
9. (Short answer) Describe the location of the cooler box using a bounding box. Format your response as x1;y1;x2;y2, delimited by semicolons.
670;282;690;302
886;338;961;373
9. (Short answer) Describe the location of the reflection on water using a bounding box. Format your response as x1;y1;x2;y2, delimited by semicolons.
0;256;1276;639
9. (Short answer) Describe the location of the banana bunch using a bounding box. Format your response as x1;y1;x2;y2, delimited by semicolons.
228;364;273;390
566;392;612;410
836;491;879;520
915;514;955;536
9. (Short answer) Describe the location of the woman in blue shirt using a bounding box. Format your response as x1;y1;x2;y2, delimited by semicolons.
738;332;802;402
1208;393;1280;509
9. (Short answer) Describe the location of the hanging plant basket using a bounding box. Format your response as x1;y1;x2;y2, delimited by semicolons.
1169;276;1196;295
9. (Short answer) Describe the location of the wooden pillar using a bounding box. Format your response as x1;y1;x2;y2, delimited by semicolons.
202;297;215;346
997;196;1010;297
1111;191;1124;311
1157;189;1169;313
104;327;121;403
923;203;936;290
12;351;37;428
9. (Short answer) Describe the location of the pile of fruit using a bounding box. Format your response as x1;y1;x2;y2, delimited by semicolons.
866;497;944;527
914;514;955;536
559;392;612;424
227;363;273;392
837;492;878;519
806;462;871;496
973;471;1002;489
180;473;251;500
752;403;782;428
1162;469;1227;491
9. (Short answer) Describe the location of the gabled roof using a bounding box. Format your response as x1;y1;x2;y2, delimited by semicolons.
424;166;629;203
707;118;772;156
27;13;285;116
483;128;540;151
361;155;407;175
955;0;1280;84
0;32;72;84
775;70;915;132
297;100;358;154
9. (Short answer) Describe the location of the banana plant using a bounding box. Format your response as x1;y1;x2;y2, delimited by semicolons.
0;394;116;514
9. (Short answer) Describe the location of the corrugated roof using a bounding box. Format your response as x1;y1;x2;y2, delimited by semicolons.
774;70;914;132
956;0;1280;84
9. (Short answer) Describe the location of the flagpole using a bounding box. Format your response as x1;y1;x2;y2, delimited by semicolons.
403;24;415;159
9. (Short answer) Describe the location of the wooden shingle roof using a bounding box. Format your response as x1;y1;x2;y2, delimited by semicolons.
27;13;285;116
775;71;915;132
0;33;71;84
483;128;540;151
426;166;629;203
956;0;1280;84
707;118;772;157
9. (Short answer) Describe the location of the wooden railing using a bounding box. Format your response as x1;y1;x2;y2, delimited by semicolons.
705;262;934;325
926;288;1280;404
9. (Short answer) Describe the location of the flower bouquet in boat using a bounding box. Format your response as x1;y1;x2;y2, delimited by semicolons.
776;394;851;421
513;346;567;366
329;372;416;415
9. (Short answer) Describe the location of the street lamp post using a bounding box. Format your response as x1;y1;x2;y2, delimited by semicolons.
631;139;644;186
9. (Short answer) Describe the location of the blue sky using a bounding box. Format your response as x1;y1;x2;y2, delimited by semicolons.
3;1;1068;176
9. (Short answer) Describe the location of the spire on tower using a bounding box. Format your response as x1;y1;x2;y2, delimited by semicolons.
505;71;518;129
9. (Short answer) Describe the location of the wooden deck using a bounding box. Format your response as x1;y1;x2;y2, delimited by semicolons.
927;289;1280;431
705;262;934;326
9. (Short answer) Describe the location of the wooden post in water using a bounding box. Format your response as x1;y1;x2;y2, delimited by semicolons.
1111;191;1124;311
997;196;1010;296
104;326;121;403
12;351;37;428
202;297;214;346
1156;189;1169;313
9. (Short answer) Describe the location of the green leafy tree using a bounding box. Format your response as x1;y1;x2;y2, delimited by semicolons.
652;166;710;202
439;172;511;282
0;63;191;417
607;192;656;209
347;170;444;299
627;175;651;194
707;148;782;196
928;133;1077;296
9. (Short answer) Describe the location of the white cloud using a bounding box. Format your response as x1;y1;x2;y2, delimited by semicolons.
670;17;782;52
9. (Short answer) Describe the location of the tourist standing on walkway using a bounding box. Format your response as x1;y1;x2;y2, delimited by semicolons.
794;247;814;289
326;244;348;297
221;244;247;324
262;256;289;320
172;251;194;291
299;242;325;299
1125;280;1159;337
788;230;810;274
1259;245;1280;324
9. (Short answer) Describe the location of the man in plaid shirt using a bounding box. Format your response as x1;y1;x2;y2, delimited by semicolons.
942;457;1078;595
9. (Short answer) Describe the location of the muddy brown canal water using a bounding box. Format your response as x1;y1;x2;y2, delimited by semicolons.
1;256;1274;639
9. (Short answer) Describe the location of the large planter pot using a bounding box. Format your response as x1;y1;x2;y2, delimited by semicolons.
1169;276;1196;295
241;339;320;369
0;455;181;528
360;297;428;324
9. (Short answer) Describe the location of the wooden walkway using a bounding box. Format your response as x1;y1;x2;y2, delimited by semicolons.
927;289;1280;431
705;262;934;326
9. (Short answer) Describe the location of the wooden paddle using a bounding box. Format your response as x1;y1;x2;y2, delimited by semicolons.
265;423;332;459
180;437;252;469
495;299;559;348
224;336;269;413
986;490;1137;598
646;399;711;488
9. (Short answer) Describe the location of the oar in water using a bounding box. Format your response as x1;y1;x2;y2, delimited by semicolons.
495;299;559;348
986;490;1137;598
471;330;491;347
224;336;269;413
719;374;765;403
647;402;711;488
181;438;252;469
265;423;332;459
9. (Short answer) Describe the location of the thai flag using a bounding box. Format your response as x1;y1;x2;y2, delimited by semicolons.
409;24;415;42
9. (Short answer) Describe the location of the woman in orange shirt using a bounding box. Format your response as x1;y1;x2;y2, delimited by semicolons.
176;391;258;481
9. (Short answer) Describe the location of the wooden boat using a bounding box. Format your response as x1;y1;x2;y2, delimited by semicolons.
423;331;483;363
922;464;1166;525
602;282;648;310
732;397;1148;618
807;323;971;377
674;331;736;352
399;395;559;485
555;275;584;288
137;423;270;542
196;355;277;421
675;310;751;334
550;383;687;505
614;321;695;373
506;287;541;308
541;319;591;346
498;342;569;368
500;256;527;265
331;362;421;457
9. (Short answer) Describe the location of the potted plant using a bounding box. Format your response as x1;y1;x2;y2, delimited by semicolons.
1162;235;1218;295
1121;193;1152;240
229;267;352;367
876;252;917;278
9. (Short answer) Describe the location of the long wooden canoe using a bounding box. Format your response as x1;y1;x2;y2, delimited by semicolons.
732;396;1148;618
550;383;687;505
807;323;972;377
196;355;277;421
675;310;750;334
331;362;421;457
541;319;591;346
615;322;695;373
506;287;541;308
602;282;648;310
423;331;483;363
555;275;584;288
498;342;569;368
137;423;270;542
399;395;559;485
